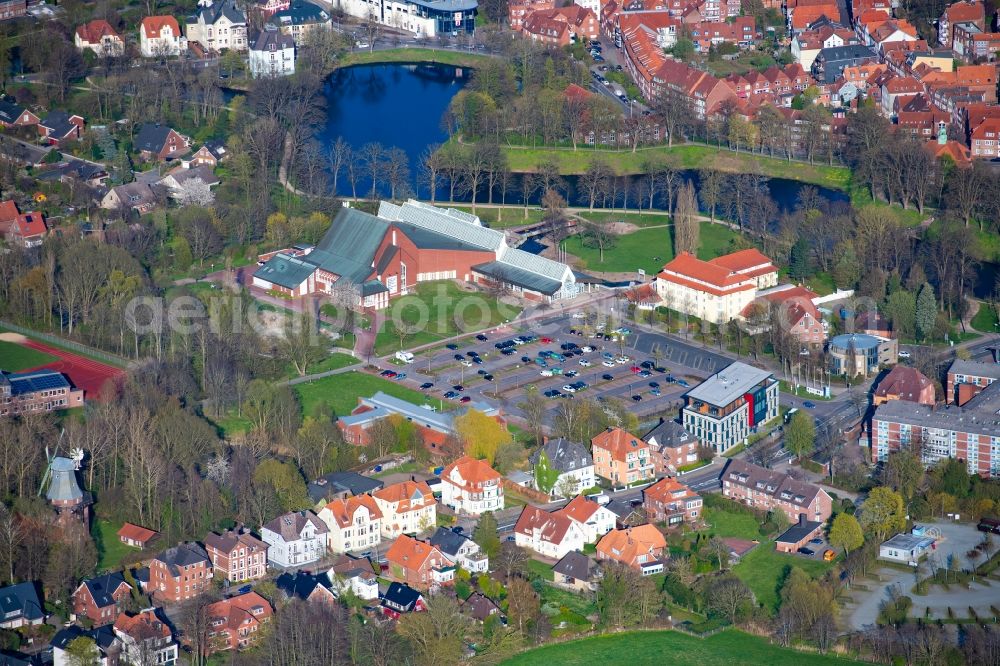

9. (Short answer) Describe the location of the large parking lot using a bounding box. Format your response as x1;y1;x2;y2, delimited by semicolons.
383;313;737;423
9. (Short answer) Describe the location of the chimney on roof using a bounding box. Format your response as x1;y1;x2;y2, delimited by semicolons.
798;514;807;527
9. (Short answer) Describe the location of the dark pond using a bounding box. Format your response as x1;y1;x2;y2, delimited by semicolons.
318;63;848;213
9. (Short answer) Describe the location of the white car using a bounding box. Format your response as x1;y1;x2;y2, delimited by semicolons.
898;350;912;359
616;356;631;364
540;369;554;377
562;384;578;393
571;312;586;319
579;359;592;367
581;346;594;353
461;360;473;367
602;360;616;367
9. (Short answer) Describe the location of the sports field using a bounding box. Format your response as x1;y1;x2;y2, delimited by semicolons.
0;332;124;399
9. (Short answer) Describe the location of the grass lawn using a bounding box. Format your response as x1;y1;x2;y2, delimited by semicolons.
576;210;673;228
295;371;434;418
525;558;555;581
92;519;135;572
285;352;358;378
501;143;851;192
373;281;522;356
701;507;761;540
972;302;999;333
336;47;496;70
502;629;863;665
564;227;672;274
540;582;596;617
0;340;57;371
448;204;547;229
732;545;834;613
565;221;740;274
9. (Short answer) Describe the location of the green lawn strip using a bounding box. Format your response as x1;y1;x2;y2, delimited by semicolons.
0;340;58;371
92;519;135;572
0;325;128;369
576;210;673;228
501;144;851;191
294;371;434;419
285;352;358;378
372;281;522;356
447;204;547;229
732;544;834;613
211;412;254;439
701;507;762;540
972;303;999;333
335;48;495;70
525;558;555;581
501;629;863;665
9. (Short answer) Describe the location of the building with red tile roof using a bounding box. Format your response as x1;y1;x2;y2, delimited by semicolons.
689;16;757;52
643;477;702;526
554;494;617;542
75;20;125;56
384;534;453;589
519;5;599;46
743;285;827;345
655;249;778;324
513;505;586;559
591;427;654;485
113;610;178;666
971;117;1000;158
595;524;667;574
873;365;936;406
938;0;985;48
372;480;436;538
204;528;268;583
318;494;382;554
440;456;503;515
140;16;186;57
117;522;157;548
205;592;273;653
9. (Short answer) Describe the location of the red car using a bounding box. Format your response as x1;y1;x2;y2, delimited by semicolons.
630;366;642;374
541;337;553;344
460;396;472;403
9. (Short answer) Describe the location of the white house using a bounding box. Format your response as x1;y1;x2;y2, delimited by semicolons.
112;610;179;666
74;20;125;57
440;456;504;516
186;0;247;52
372;480;437;539
428;527;489;573
140;16;187;57
529;438;595;498
879;533;936;565
317;495;382;554
326;559;379;600
249;24;295;77
555;495;617;544
267;0;331;45
514;505;587;560
261;510;329;568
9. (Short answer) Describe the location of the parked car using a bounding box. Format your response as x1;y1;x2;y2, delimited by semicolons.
797;547;815;556
502;349;515;355
476;334;488;341
380;369;396;377
454;354;464;361
452;385;464;391
443;391;459;399
803;401;816;409
677;379;690;387
602;360;616;367
602;373;614;381
460;396;471;403
461;360;473;367
419;382;434;389
394;373;406;381
562;384;578;393
823;550;836;561
446;343;458;350
632;395;642;402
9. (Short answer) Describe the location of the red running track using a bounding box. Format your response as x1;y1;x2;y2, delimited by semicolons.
20;340;125;400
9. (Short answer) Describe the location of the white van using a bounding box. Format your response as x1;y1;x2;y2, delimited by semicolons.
395;351;415;364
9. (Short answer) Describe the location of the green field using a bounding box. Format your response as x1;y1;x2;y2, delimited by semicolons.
294;371;435;418
502;629;862;665
0;340;57;372
732;545;834;613
336;47;496;71
501;143;852;191
373;281;522;356
525;558;555;581
92;519;138;572
972;302;999;333
577;211;674;228
702;507;761;541
565;221;740;274
448;205;547;229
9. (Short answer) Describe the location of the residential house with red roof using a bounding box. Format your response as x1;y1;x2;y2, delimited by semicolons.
722;458;833;523
372;480;436;538
873;365;936;406
643;477;702;526
204;528;268;583
508;0;553;30
75;20;125;56
440;456;503;516
514;505;586;559
792;23;858;69
318;495;382;554
971;117;1000;158
591;427;654;485
642;417;701;475
689;16;757;53
595;524;666;574
117;522;157;548
384;534;453;589
140;16;187;57
0;209;47;248
520;5;599;46
938;0;985;48
743;285;827;345
205;592;273;653
113;610;178;666
651;59;736;119
554;494;618;542
655;248;777;324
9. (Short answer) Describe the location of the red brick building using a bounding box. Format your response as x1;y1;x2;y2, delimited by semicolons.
642;418;701;476
204;528;269;583
520;5;599;46
205;592;273;653
133;123;190;161
721;459;833;523
148;542;212;603
873;365;936;406
72;573;131;625
0;369;83;417
384;534;453;590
